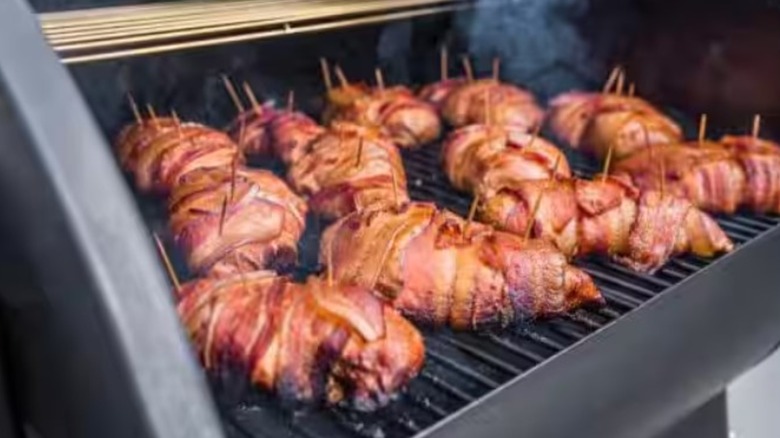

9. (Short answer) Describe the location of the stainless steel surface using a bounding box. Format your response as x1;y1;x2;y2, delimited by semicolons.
37;0;478;63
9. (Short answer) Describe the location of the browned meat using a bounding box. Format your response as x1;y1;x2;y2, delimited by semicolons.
287;122;409;219
441;79;544;131
325;85;441;149
719;135;780;213
177;271;425;410
480;175;733;272
116;117;242;193
268;110;326;164
226;106;277;156
320;202;603;329
442;124;571;195
614;142;748;214
548;91;682;160
169;168;307;277
418;77;467;110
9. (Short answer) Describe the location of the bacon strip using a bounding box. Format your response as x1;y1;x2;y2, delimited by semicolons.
178;271;424;410
321;203;603;329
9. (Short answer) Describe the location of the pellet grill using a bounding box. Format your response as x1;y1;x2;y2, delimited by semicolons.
1;0;780;437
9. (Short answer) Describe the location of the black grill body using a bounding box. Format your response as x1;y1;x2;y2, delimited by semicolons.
2;1;780;438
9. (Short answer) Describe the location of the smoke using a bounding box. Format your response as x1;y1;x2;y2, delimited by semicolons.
455;0;636;100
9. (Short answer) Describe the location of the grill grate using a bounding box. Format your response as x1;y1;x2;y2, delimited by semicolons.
139;138;779;438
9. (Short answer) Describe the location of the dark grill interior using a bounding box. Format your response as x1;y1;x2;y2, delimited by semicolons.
56;3;780;437
136;131;779;438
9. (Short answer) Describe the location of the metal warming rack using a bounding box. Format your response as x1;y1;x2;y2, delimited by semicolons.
1;0;780;438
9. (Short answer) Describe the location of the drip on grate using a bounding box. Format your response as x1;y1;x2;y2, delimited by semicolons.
138;138;779;438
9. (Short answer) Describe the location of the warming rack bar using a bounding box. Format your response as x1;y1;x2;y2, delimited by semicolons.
36;0;480;64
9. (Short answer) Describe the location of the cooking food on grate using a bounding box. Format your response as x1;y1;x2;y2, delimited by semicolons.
169;167;307;277
614;139;780;214
286;121;410;220
441;124;733;272
116;116;242;193
322;70;441;149
418;77;467;110
547;91;682;160
226;104;277;156
320;202;603;329
440;78;545;131
177;270;425;411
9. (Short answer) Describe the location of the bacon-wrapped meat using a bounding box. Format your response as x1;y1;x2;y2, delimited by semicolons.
268;110;327;164
479;175;733;272
418;77;467;110
226;106;277;156
613;142;748;214
116;118;242;193
178;271;424;410
287;122;409;219
548;91;682;160
440;124;732;271
442;124;571;194
325;85;441;149
615;139;780;214
320;202;602;329
719;135;780;213
169;168;307;277
441;79;544;131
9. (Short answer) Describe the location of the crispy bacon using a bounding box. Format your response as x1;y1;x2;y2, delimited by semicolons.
320;202;603;329
441;79;544;131
177;271;424;410
441;125;732;271
287;122;409;219
226;105;277;156
116;118;242;193
480;176;733;272
325;85;441;149
548;91;682;159
169;168;307;277
614;142;748;214
442;124;571;194
268;110;327;164
418;77;467;110
719;135;780;213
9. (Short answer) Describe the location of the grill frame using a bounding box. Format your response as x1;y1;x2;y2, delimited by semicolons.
1;1;780;438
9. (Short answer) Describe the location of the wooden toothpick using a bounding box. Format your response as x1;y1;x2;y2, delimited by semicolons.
440;46;448;81
374;67;385;92
463;195;480;239
153;233;181;293
698;113;708;144
218;195;229;236
461;55;474;82
752;114;762;138
146;104;158;128
524;155;563;242
127;93;142;123
601;142;615;183
615;69;626;95
390;168;400;208
492;57;501;81
320;57;333;91
221;74;245;114
287;89;295;112
229;153;239;201
242;81;262;115
355;137;364;168
602;65;621;94
628;82;636;97
334;65;349;88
